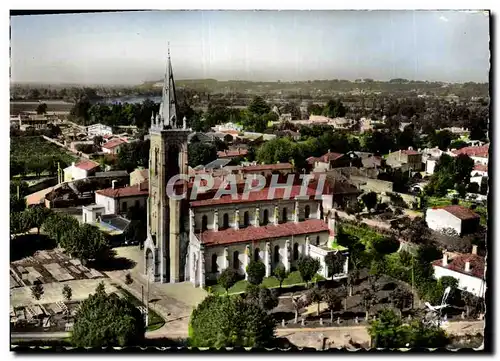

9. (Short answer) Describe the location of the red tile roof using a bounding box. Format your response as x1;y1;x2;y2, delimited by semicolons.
96;181;149;198
432;205;480;220
432;254;485;279
102;138;127;150
307;152;343;164
452;144;489;158
401;149;420;155
75;160;100;171
473;164;488;172
217;149;248;158
200;219;329;246
238;163;293;172
190;184;323;207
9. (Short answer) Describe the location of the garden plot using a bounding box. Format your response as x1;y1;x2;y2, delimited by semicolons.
43;263;75;282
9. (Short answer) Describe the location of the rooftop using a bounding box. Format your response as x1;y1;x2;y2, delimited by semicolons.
238;163;293;172
452;144;489;158
102;138;127;150
307;152;344;164
432;254;485;279
190;184;323;208
199;219;329;246
217;149;248;158
74;160;100;171
432;205;480;221
96;181;149;198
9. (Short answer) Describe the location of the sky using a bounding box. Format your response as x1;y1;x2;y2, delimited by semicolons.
10;10;490;85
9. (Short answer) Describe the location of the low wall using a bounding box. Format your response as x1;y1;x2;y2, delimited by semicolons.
26;177;58;194
350;176;393;193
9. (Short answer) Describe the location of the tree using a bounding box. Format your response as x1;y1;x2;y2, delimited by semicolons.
322;99;346;118
93;135;104;147
65;224;110;263
24;206;53;234
372;237;400;256
248;96;271;116
257;287;279;312
369;308;449;348
361;288;378;320
297;256;321;288
429;130;455;151
246;260;266;285
325;253;345;279
461;290;480;318
291;293;310;324
62;284;73;302
31;281;44;300
361;192;378;213
42;213;79;246
390;285;413;315
308;286;323;316
188;142;217;167
218;268;238;294
71;284;145;347
189;295;276;348
125;273;133;285
273;265;289;289
10;211;30;237
36;102;48;115
323;288;341;322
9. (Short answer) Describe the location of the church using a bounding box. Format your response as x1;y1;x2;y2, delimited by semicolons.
143;50;349;288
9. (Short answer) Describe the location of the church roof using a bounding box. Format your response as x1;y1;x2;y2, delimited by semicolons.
199;219;329;246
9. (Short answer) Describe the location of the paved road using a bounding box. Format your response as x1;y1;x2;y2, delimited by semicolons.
12;320;484;345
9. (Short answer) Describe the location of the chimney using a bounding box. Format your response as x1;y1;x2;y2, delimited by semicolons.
442;252;448;266
112;180;117;189
465;261;471;273
137;182;141;191
328;149;331;154
472;245;478;255
72;162;75;167
399;149;402;161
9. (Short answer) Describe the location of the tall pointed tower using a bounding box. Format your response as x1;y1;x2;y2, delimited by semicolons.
144;47;191;283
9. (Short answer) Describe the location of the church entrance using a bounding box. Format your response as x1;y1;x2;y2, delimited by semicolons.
145;248;154;282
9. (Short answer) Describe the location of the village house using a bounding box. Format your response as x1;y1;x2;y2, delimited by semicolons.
63;160;100;182
470;164;488;187
307;151;361;172
385;147;423;172
102;138;128;154
86;123;113;138
217;148;248;159
425;205;480;236
451;144;489;166
432;247;485;298
130;168;149;186
94;180;149;215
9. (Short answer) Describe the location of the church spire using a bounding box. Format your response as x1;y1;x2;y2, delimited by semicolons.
157;43;178;129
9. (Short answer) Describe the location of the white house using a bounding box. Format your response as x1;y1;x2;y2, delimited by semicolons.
451;144;489;166
82;204;106;224
470;164;488;187
425;205;480;236
63;160;100;182
102;138;128;154
432;247;486;298
87;123;113;138
95;180;149;215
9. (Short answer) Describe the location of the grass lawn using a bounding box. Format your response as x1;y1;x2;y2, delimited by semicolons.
341;223;385;248
117;287;165;332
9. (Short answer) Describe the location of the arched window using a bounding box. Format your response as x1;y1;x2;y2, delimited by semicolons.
223;213;229;229
233;251;240;270
274;245;280;264
254;248;260;262
293;243;299;260
202;215;208;232
282;208;288;223
243;211;249;227
316;236;320;246
304;205;310;219
211;254;218;273
263;209;269;225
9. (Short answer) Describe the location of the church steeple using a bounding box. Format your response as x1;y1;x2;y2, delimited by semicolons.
156;43;178;129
